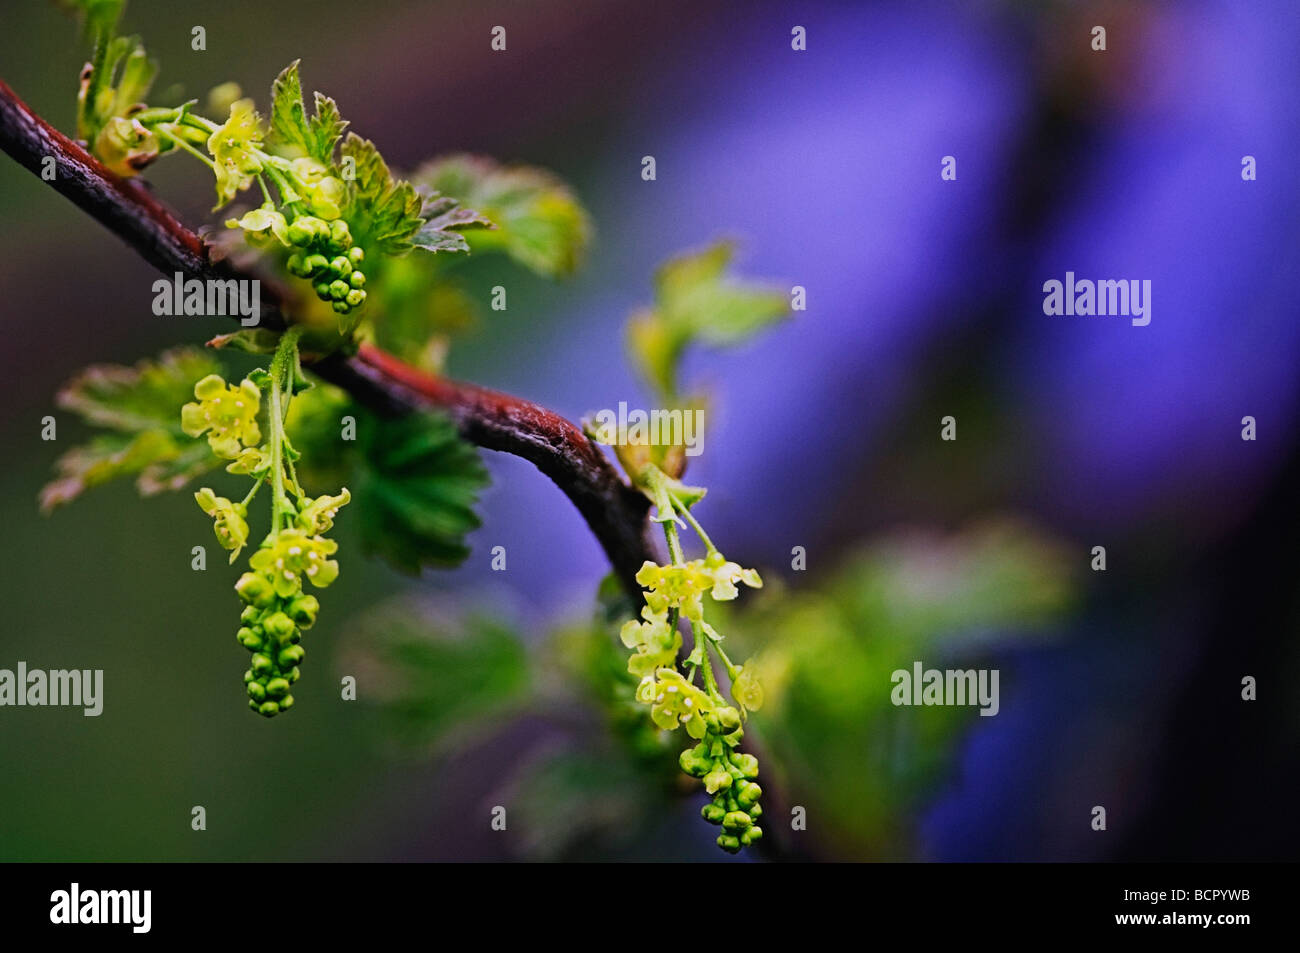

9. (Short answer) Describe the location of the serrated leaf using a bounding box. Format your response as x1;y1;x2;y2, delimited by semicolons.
269;61;346;163
40;430;213;513
56;347;220;433
410;194;492;254
414;154;591;277
42;348;222;511
629;241;788;398
354;410;489;572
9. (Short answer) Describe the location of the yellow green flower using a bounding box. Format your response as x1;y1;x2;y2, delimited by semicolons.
249;529;339;598
225;446;269;476
731;658;764;715
295;489;351;534
620;605;681;677
94;116;160;178
207;99;264;206
226;206;289;246
181;374;262;459
194;487;250;561
646;668;714;738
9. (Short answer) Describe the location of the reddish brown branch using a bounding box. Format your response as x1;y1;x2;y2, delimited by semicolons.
0;78;652;600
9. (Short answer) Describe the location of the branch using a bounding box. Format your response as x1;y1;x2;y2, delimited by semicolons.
0;79;653;601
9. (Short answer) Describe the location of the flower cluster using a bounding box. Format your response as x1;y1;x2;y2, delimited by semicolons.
229;205;367;319
679;707;764;853
183;331;350;717
623;537;766;853
233;504;345;717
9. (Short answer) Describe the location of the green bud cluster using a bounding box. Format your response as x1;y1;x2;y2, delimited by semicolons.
284;216;367;316
234;571;319;717
678;704;763;853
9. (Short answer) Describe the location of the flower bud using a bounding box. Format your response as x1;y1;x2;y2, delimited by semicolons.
716;834;742;854
330;220;351;247
329;279;349;300
278;694;295;711
263;612;296;641
246;680;266;702
235;572;274;607
345;289;366;307
257;701;280;718
348;271;366;289
740;826;763;846
265;677;290;699
347;246;364;265
329;256;352;277
722;810;753;833
701;803;726;825
287;594;319;628
278;646;305;669
251;653;273;676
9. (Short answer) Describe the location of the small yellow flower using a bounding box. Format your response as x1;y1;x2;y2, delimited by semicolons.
647;668;714;738
181;374;262;459
208;99;264;206
249;529;339;598
731;659;764;715
295;488;351;534
194;487;250;561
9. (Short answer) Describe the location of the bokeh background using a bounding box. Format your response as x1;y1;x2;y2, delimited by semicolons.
2;0;1299;861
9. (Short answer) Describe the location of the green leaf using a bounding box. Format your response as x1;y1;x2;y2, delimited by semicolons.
629;240;788;399
414;154;591;277
354;410;489;572
340;134;430;256
346;599;530;751
410;194;493;255
269;61;346;163
55;347;219;433
41;348;222;511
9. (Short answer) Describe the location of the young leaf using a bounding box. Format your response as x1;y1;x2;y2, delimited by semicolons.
414;154;591;277
629;241;788;398
41;348;222;510
340;135;426;255
269;61;346;163
354;410;489;572
410;194;493;255
56;347;220;433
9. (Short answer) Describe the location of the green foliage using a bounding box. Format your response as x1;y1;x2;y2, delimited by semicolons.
628;240;788;400
722;521;1077;859
41;348;221;511
414;154;591;278
344;599;530;750
338;135;486;259
353;410;490;573
268;61;346;164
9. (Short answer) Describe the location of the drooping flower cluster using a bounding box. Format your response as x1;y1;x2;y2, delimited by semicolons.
623;543;766;853
183;335;350;718
234;495;346;717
